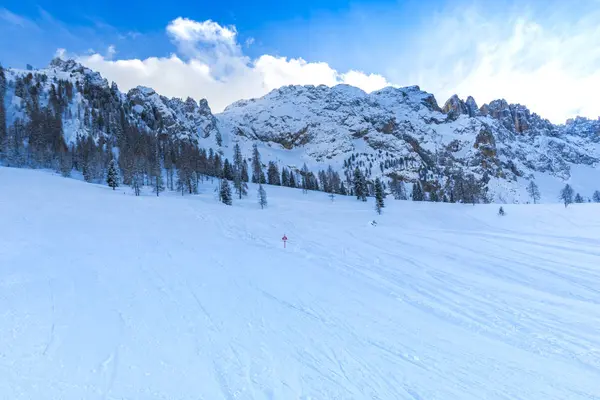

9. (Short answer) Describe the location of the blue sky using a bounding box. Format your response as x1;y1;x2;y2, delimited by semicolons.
1;0;599;122
0;0;427;69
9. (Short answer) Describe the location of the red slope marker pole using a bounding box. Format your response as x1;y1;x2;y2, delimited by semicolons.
282;234;288;249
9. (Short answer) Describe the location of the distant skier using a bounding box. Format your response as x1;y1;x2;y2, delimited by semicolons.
371;220;378;227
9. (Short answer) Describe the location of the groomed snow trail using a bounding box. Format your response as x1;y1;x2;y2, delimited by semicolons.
1;167;599;400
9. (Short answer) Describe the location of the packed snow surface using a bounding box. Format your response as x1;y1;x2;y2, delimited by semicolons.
1;167;599;399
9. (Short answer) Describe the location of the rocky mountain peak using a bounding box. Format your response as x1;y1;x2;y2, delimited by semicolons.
48;57;84;72
465;96;479;117
442;94;468;120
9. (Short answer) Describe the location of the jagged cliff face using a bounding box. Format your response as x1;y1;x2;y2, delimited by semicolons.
2;58;599;202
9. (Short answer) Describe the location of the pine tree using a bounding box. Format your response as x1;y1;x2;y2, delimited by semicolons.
526;180;541;204
152;173;164;196
360;174;369;201
215;130;222;147
353;167;367;201
258;184;267;209
281;167;290;187
251;144;264;184
223;158;234;180
390;176;407;200
241;160;249;182
412;182;424;201
289;172;296;188
559;184;574;207
374;178;385;214
130;158;144;196
233;143;243;170
593;190;600;203
574;193;584;203
59;149;72;177
234;168;248;199
0;65;6;158
232;143;246;198
151;151;165;197
301;163;310;193
219;178;232;205
106;158;119;190
430;191;439;202
267;161;281;185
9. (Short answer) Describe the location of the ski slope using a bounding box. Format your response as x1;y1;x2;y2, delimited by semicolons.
1;167;599;400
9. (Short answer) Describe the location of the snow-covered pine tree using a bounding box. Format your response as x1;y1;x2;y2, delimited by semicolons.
106;158;119;190
593;190;600;203
559;184;574;207
219;178;232;205
526;180;541;204
374;178;385;214
258;184;267;209
574;193;584;203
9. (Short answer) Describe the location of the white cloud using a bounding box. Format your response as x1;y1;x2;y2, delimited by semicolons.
394;3;600;123
167;18;237;44
76;8;600;123
76;18;391;113
55;48;67;59
106;45;116;59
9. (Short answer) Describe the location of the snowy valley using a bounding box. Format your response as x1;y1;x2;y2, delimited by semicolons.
1;167;600;399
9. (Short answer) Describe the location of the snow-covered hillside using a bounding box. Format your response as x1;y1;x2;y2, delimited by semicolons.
2;58;599;204
1;167;599;399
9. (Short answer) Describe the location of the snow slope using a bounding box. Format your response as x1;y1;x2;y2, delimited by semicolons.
1;167;599;400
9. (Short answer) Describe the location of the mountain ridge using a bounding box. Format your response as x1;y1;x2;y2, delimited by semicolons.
1;57;599;203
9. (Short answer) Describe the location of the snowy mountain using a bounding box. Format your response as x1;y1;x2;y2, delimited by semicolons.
218;84;600;202
1;58;599;203
2;167;600;399
2;58;219;144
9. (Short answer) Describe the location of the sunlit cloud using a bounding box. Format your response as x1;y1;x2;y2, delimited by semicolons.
77;18;392;113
